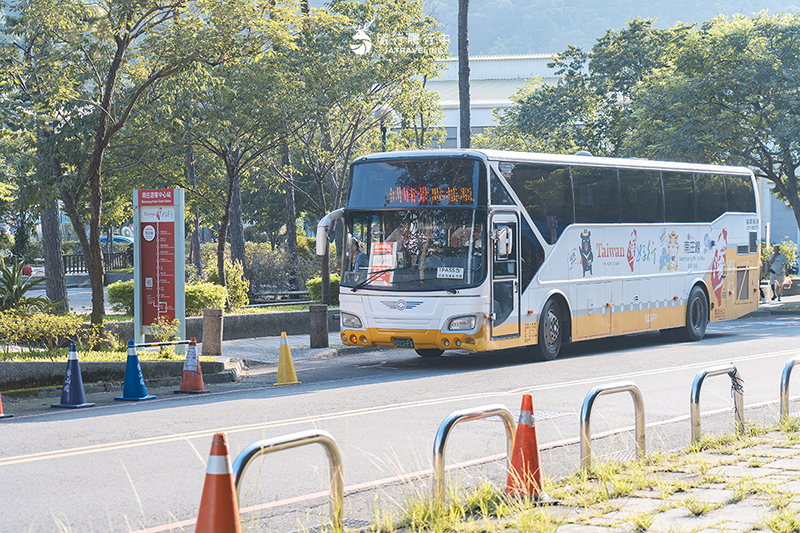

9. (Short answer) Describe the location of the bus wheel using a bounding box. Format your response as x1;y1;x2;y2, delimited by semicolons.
416;348;444;358
677;286;708;342
536;299;564;361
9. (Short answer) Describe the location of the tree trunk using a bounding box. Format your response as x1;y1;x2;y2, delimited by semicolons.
41;196;68;314
60;191;93;285
88;156;106;327
458;0;471;149
229;171;246;276
185;142;203;278
281;139;299;290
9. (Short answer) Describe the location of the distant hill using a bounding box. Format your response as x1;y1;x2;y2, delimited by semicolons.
423;0;799;56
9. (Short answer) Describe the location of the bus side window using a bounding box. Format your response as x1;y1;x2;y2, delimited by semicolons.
572;166;620;223
620;169;663;223
663;172;696;222
725;174;756;213
695;173;727;222
521;219;544;291
504;163;572;245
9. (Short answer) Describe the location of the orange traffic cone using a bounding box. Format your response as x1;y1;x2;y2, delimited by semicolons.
506;394;544;498
175;338;208;394
0;392;13;419
196;433;241;533
274;332;300;386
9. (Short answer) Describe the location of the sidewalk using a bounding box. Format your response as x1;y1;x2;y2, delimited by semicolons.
482;430;800;533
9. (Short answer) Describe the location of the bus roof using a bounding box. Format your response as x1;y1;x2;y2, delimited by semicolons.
353;149;754;176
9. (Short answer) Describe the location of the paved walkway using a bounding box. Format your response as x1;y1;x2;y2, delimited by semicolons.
515;430;800;533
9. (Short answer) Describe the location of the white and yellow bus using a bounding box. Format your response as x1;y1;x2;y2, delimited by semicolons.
316;150;761;360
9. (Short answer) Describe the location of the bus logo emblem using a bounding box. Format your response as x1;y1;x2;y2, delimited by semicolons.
381;300;422;311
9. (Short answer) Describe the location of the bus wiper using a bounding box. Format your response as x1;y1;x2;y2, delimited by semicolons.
351;268;405;292
416;277;458;295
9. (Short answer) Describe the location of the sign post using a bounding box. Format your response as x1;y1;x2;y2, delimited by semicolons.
133;189;186;348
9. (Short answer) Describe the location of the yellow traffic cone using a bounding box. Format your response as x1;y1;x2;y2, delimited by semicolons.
274;332;300;386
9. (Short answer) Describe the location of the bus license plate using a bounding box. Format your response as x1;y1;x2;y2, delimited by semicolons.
394;338;414;348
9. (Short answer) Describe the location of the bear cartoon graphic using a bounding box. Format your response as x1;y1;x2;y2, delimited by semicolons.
580;229;593;277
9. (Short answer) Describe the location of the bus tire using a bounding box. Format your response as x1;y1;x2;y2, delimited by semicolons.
536;298;564;361
677;286;708;342
416;348;444;358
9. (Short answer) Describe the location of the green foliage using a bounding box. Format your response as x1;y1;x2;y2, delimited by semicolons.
185;282;228;316
306;274;340;305
0;311;83;359
0;232;13;252
224;259;249;310
0;255;51;314
107;280;135;315
147;316;181;357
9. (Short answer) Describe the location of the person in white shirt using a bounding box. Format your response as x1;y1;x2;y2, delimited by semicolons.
768;245;789;301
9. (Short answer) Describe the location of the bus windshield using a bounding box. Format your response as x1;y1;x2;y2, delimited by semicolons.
342;208;487;291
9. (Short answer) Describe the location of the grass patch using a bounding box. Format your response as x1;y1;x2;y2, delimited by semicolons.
0;346;214;362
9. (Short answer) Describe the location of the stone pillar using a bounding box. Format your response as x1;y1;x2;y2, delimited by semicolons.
202;308;223;355
309;304;329;348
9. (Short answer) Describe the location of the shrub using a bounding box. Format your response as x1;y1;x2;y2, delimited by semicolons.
186;282;227;316
0;255;50;314
306;274;340;305
107;280;134;314
0;311;83;359
225;259;249;310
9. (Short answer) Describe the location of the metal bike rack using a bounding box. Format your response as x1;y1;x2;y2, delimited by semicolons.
432;404;516;504
579;381;645;470
232;429;344;530
690;363;744;442
780;356;800;420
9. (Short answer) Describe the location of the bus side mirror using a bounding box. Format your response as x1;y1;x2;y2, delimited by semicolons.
496;226;512;256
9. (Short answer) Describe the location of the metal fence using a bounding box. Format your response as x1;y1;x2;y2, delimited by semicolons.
63;252;131;274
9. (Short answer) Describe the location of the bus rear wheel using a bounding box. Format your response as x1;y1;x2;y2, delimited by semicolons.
676;286;708;342
416;348;444;358
535;299;564;361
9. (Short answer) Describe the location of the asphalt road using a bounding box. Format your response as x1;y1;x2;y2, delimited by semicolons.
2;315;800;532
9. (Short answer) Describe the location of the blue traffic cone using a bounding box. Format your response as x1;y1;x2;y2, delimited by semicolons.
115;340;156;401
52;343;95;409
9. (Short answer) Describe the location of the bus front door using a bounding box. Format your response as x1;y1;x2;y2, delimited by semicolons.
491;214;520;339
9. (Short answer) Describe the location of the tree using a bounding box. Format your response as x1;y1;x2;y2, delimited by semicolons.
625;14;800;232
479;19;672;156
273;0;447;302
2;0;290;327
457;0;470;148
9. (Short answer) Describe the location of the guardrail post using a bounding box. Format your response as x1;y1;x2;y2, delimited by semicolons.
690;363;744;442
579;381;645;471
232;429;344;530
432;404;516;504
780;356;800;420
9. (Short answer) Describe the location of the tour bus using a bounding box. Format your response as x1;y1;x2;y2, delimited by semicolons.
315;150;761;360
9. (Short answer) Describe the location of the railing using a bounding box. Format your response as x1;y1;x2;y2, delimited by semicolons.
432;404;516;504
780;356;800;420
232;429;344;530
690;363;744;442
579;381;645;470
62;252;131;274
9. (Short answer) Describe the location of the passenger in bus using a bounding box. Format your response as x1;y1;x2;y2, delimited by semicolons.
352;240;369;270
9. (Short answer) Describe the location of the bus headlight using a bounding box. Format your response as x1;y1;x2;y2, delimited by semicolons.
341;312;363;329
447;315;476;331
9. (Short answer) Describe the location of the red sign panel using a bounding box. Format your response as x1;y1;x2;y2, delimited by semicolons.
140;205;176;325
138;189;175;206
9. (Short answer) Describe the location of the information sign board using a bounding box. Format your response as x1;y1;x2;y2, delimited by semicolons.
133;189;186;345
